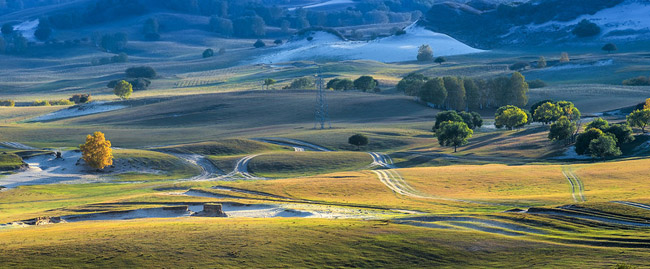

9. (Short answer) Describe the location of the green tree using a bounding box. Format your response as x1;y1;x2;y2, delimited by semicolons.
126;66;157;79
263;78;276;90
436;121;473;152
434;56;446;65
575;128;604;155
397;73;428;96
209;16;233;36
1;23;13;35
602;43;617;53
353;76;377;92
254;39;266;48
495;105;528;130
627;109;650;133
548;116;576;143
557;101;581;122
464;78;480;110
572;19;601;37
508;72;529;107
113;80;133;100
606;123;635;146
287;77;315;89
348;134;368;150
589;134;621;159
585;117;609;131
533;102;562;124
443;76;465;111
326;78;353;91
459;111;483;129
420;77;446;107
417;44;433;61
433;111;462;130
537;56;547;68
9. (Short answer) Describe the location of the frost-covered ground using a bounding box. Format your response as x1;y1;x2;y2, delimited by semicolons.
518;0;650;39
256;23;483;64
13;19;38;42
27;101;127;122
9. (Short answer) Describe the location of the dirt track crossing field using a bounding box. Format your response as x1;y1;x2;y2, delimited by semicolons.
562;166;586;203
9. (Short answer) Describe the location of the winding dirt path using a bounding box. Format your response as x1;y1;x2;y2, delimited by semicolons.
613;201;650;211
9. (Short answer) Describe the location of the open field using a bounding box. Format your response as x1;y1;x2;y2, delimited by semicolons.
248;152;373;178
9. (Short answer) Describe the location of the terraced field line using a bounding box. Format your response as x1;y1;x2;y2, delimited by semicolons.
612;201;650;211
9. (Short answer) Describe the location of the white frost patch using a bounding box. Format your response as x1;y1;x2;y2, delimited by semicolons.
288;0;353;11
551;146;592;160
14;19;39;42
255;23;483;64
538;59;614;71
27;101;127;122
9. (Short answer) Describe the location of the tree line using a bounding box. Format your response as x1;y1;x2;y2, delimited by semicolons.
397;72;530;111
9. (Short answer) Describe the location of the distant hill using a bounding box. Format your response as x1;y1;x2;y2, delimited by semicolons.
421;0;650;49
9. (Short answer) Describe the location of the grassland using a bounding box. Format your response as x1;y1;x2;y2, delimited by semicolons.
248;152;373;178
111;149;200;182
154;139;288;156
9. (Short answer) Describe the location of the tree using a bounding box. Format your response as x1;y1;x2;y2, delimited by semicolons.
233;16;265;37
585;118;609;131
79;131;113;170
606;123;635;146
348;134;368;150
421;77;446;107
533;102;562;124
495;105;528;130
263;78;276;90
353;76;377;92
434;56;446;65
203;48;214;58
508;72;529;107
100;32;128;52
602;43;617;53
459;111;483;129
433;111;463;130
327;78;353;91
126;66;156;79
113;80;133;100
253;39;266;48
143;18;160;40
443;77;465;111
397;73;428;96
436;121;473;152
575;128;604;155
464;78;480;110
69;94;91;104
274;39;283;45
589;134;621;159
627;109;650;133
557;101;581;122
34;26;52;41
572;19;601;37
417;44;433;62
537;56;547;68
287;77;314;89
509;62;529;71
1;23;13;35
549;116;576;143
560;52;570;63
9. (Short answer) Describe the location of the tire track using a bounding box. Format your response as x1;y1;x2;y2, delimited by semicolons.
612;201;650;211
562;166;586;202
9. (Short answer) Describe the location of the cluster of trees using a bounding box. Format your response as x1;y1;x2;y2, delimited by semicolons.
575;118;634;158
622;76;650;86
284;77;315;89
326;76;380;92
98;32;128;52
572;19;601;38
397;72;529;111
0;99;15;107
528;100;581;143
107;78;150;91
0;23;28;54
627;99;650;133
69;94;92;104
326;78;354;91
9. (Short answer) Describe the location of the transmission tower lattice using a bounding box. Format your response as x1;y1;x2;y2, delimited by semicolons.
314;71;331;129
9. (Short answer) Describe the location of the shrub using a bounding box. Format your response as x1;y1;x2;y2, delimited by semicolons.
528;79;547;89
622;76;650;86
126;66;157;79
285;77;315;89
114;80;133;100
274;39;283;45
509;62;529;71
602;43;617;53
203;48;214;58
348;134;369;150
434;56;446;65
69;94;91;104
417;44;433;61
353;76;378;92
32;100;51;106
0;100;15;107
49;99;74;106
254;39;265;48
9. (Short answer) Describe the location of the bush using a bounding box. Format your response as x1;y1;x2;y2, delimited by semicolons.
353;76;378;92
203;48;214;58
32;100;51;106
622;76;650;86
254;39;265;48
572;19;601;37
126;66;157;79
49;99;74;106
348;134;369;150
528;79;547;89
509;62;530;71
0;100;15;107
285;77;315;89
108;78;150;91
69;94;91;104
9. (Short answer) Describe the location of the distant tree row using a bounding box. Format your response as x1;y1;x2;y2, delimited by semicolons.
397;72;530;111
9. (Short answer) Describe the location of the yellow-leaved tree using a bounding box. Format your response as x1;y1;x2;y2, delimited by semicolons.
79;131;113;170
113;80;133;100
